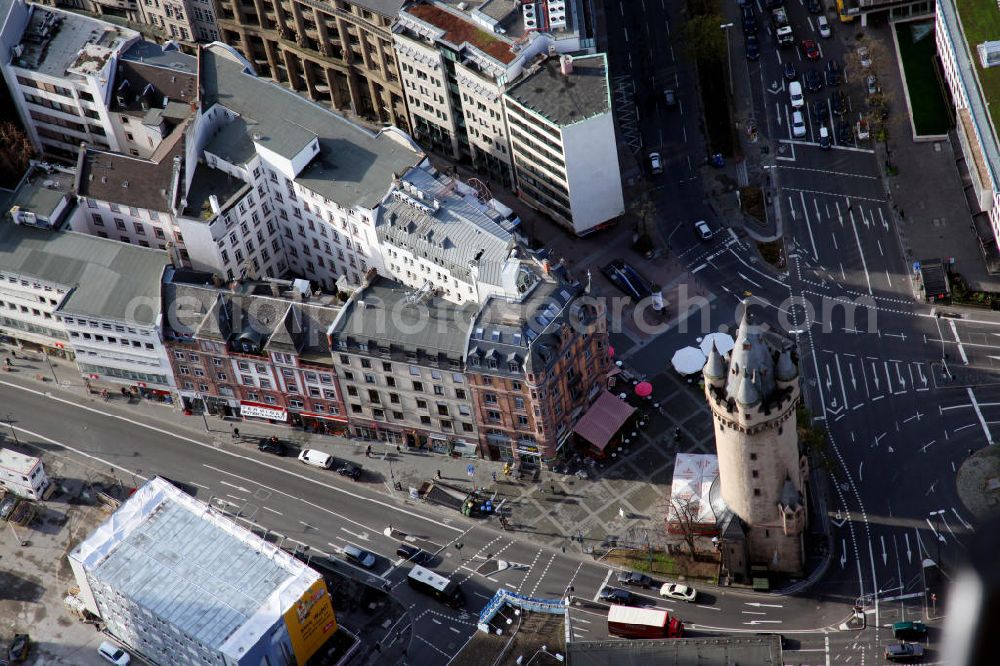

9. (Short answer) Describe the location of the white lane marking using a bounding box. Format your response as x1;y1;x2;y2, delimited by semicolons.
849;207;873;295
966;387;994;445
800;191;819;261
949;319;969;364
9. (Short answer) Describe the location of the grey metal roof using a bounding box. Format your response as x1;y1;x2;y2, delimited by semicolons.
725;307;777;400
199;47;423;210
506;54;611;127
84;482;308;653
331;276;477;358
349;0;405;16
121;40;198;74
8;168;73;219
376;168;513;282
0;225;168;324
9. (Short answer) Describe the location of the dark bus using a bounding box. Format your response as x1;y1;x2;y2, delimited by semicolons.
407;565;465;608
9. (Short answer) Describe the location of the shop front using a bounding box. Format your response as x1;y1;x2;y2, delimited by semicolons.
295;411;349;436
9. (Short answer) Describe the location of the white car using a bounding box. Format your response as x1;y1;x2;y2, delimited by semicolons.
660;583;698;602
98;641;131;665
694;220;713;240
649;152;663;175
792;111;807;138
788;81;804;109
857;46;872;68
817;15;831;38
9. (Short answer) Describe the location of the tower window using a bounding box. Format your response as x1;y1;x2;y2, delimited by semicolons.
753;488;761;496
750;453;757;461
752;470;759;478
778;426;783;435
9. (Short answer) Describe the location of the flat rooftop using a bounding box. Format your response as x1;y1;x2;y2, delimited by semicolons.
8;165;75;219
952;0;1000;166
506;53;610;127
12;7;131;78
182;163;251;220
405;2;518;64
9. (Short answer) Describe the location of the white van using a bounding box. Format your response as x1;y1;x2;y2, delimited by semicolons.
789;81;804;109
298;449;334;469
791;111;807;138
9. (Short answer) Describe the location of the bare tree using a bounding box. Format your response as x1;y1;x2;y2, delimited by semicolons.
666;494;706;557
0;122;34;187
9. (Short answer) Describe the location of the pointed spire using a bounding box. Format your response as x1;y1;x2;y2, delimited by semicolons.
735;369;760;407
703;340;725;380
776;348;798;382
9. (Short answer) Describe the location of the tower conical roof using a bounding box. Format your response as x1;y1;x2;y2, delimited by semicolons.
703;340;726;380
725;303;776;400
735;369;760;407
776;348;798;382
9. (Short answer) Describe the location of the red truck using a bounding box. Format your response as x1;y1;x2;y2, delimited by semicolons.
607;605;684;639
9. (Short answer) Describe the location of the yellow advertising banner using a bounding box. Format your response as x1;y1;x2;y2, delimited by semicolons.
284;579;338;664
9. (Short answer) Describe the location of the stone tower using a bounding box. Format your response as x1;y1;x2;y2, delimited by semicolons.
703;306;808;576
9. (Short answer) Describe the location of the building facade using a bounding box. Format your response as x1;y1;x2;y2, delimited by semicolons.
504;53;623;235
213;0;407;128
702;307;807;576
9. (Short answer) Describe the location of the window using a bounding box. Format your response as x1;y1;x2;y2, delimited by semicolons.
487;410;501;421
514;397;525;410
753;489;761;496
361;358;371;368
382;362;392;372
420;415;431;425
433;385;444;396
416;399;427;409
347;386;358;397
412;381;423;392
750;453;757;461
752;470;759;478
437;404;448;416
455;389;466;400
484;393;498;404
364;373;376;384
390;393;400;404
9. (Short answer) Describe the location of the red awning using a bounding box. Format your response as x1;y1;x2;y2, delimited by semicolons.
572;391;636;452
299;411;348;423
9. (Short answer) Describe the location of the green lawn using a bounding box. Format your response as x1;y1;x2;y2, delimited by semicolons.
955;0;1000;130
895;21;952;136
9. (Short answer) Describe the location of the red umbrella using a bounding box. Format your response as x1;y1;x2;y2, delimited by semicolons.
634;381;653;397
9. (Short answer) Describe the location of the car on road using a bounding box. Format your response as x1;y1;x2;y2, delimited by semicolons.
7;635;28;663
649;152;663;175
258;436;288;456
343;544;377;568
831;91;848;116
694;219;713;240
801;39;821;60
811;99;829;124
616;571;654;588
804;68;823;92
745;34;760;61
791;111;806;138
598;587;635;605
298;448;334;469
857;45;872;68
601;260;655;301
892;621;928;640
784;61;797;81
788;80;804;108
659;583;698;602
825;59;842;86
663;88;676;106
396;543;431;564
866;74;878;95
97;641;131;665
817;15;831;38
337;461;363;480
818;125;831;150
742;5;756;34
807;0;822;12
885;643;924;661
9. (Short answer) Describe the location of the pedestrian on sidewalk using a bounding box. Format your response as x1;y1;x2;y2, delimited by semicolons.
233;427;240;440
396;444;401;454
4;357;11;367
436;469;442;479
492;471;497;483
365;444;372;458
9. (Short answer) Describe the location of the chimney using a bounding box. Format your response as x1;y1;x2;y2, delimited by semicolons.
560;54;573;76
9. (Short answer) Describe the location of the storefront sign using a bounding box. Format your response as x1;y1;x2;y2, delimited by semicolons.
240;401;288;422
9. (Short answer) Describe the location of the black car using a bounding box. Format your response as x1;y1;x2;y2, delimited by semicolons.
8;634;29;662
742;6;756;34
616;571;654;588
745;34;760;61
825;59;842;86
837;119;853;145
258;436;288;456
807;0;822;12
831;91;848;116
811;100;829;123
598;587;634;605
784;61;797;81
764;0;782;8
338;461;363;480
601;260;654;301
804;68;823;92
396;543;431;564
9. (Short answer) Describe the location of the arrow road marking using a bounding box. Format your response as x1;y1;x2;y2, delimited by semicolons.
952;508;973;530
220;480;252;493
904;533;912;564
925;518;947;543
742;611;767;615
872;362;880;390
834;354;850;411
881;535;888;566
840;538;848;568
848;363;857;391
745;602;783;608
743;620;783;625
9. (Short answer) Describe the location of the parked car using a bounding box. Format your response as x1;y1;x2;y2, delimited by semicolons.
885;643;924;661
825;59;842;86
258;436;288;456
742;5;756;34
660;583;698;602
0;496;19;521
601;260;655;301
801;39;821;60
7;635;28;663
856;117;870;140
866;74;878;95
784;61;798;81
694;219;713;240
831;91;848;116
811;99;829;124
745;34;760;61
817;15;831;38
892;621;928;640
649;152;663;175
789;80;804;108
791;111;806;138
616;571;653;588
97;641;131;665
663;88;677;107
343;544;377;568
819;125;831;150
598;587;635;605
807;0;822;12
857;46;872;68
298;449;334;469
338;461;363;481
396;543;430;564
804;68;823;92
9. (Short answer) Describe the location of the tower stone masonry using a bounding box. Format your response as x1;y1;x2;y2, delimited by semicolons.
703;305;808;576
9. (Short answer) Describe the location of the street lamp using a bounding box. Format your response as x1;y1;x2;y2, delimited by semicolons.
720;23;735;96
44;353;58;384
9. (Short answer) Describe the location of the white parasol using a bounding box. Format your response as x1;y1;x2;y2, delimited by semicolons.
699;332;735;357
671;346;707;375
